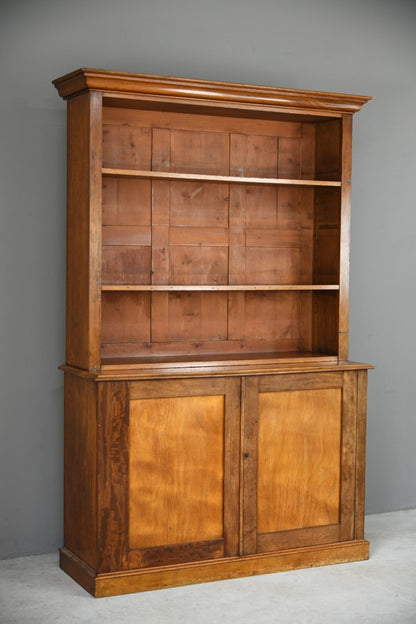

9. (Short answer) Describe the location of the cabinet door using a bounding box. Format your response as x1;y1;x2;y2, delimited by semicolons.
242;371;362;555
97;377;240;572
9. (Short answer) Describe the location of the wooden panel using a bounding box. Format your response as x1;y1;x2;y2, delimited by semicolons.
151;127;171;172
340;371;357;541
314;230;340;285
128;540;224;569
166;292;228;341
312;291;339;355
355;370;368;540
224;378;241;556
129;394;225;549
315;119;342;180
102;245;151;284
259;371;343;393
245;186;278;228
258;524;339;552
241;292;301;341
129;377;227;399
101;292;150;344
97;381;130;573
102;106;304;139
300;123;316;179
100;338;304;360
102;123;151;168
63;374;97;569
277;187;302;229
170;129;229;175
313;187;341;285
102;226;151;246
278;137;301;178
66;91;102;371
245;134;278;177
62;539;370;597
246;229;302;248
102;177;151;226
169;226;229;247
101;289;319;360
151;181;170;285
339;114;353;360
169;245;228;285
169;182;229;227
245;247;300;284
228;292;246;339
229;134;247;285
241;377;259;555
257;387;342;533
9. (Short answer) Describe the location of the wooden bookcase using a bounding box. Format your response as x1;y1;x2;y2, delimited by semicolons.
53;68;372;597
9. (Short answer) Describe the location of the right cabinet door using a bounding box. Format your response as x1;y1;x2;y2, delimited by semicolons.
242;370;366;555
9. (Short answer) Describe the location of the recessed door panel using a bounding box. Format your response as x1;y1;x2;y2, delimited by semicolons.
129;394;225;549
257;388;342;534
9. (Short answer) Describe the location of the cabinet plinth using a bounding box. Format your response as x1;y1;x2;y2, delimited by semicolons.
54;69;371;596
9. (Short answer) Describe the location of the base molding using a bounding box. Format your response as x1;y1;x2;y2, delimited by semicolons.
60;540;370;597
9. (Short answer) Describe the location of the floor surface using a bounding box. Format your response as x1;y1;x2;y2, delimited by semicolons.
0;509;415;623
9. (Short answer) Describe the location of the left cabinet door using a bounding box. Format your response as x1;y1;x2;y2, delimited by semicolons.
97;377;241;573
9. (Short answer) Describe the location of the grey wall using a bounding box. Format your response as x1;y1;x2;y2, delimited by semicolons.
1;0;415;558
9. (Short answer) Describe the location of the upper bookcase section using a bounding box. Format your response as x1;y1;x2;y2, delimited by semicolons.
53;68;371;118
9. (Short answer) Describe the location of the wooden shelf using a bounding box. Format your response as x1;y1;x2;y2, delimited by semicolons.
101;284;340;292
98;351;340;376
102;167;341;187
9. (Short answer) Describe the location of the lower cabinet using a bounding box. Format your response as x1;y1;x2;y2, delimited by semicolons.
60;366;370;597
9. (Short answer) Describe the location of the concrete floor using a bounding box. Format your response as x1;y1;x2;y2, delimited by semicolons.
0;509;415;624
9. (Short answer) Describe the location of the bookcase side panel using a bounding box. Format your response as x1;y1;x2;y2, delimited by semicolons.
66;91;102;371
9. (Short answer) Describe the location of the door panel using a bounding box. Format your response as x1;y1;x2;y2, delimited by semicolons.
242;372;355;555
129;394;225;549
127;377;240;568
257;388;342;534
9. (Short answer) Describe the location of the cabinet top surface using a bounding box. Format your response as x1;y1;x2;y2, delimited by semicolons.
53;68;371;115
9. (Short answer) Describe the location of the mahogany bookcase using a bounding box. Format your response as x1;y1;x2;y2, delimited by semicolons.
53;68;372;596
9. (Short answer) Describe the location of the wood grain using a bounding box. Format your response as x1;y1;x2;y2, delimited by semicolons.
103;168;341;186
339;371;357;542
53;69;371;114
355;370;368;540
63;374;98;569
128;394;225;548
257;387;342;533
97;381;130;573
66;91;102;372
241;376;259;555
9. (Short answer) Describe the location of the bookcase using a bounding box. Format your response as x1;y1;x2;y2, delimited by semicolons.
54;68;372;597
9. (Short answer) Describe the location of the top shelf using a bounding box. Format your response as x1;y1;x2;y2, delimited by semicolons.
102;168;341;187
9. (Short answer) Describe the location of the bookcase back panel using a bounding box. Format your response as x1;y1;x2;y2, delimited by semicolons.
103;178;151;225
103;125;152;169
315;120;342;181
101;180;321;287
102;107;330;180
312;291;339;354
169;130;229;175
169;182;229;227
100;291;325;360
102;247;151;284
101;292;151;343
99;105;343;362
313;188;341;284
102;106;303;141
